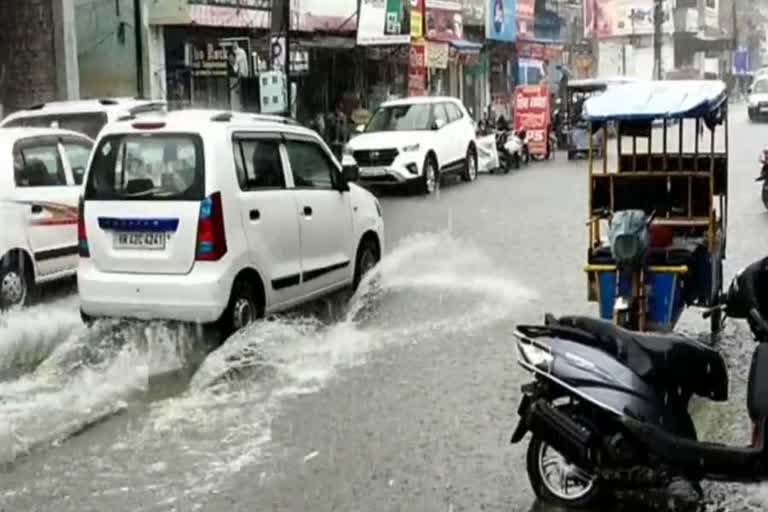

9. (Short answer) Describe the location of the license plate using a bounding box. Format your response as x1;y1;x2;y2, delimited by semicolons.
113;232;167;250
360;166;387;177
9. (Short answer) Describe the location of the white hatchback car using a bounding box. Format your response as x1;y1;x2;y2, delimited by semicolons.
343;96;478;194
1;98;166;139
0;128;94;309
78;111;384;335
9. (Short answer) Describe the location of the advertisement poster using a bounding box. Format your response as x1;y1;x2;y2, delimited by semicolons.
425;0;464;42
459;0;485;26
408;41;427;96
486;0;517;42
514;85;550;158
411;0;424;38
426;41;449;69
584;0;672;38
385;0;412;35
517;0;534;39
358;0;411;45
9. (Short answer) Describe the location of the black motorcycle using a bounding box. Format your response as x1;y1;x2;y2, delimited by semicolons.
757;149;768;210
511;257;768;509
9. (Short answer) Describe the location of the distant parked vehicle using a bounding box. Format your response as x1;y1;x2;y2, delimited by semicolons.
0;127;94;310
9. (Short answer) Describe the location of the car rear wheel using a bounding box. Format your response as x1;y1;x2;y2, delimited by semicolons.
220;279;263;338
0;260;32;311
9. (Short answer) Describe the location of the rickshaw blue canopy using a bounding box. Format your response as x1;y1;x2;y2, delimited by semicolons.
583;80;728;122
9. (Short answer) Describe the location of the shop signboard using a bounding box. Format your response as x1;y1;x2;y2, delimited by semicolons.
384;0;412;35
358;0;411;45
426;41;449;69
584;0;673;38
514;85;550;158
190;42;230;77
517;0;534;39
486;0;517;42
425;0;464;42
411;0;424;38
408;40;427;96
459;0;485;26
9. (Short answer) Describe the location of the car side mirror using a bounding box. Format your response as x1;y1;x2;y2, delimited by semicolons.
340;164;358;189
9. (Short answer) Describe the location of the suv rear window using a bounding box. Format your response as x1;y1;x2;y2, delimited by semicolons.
85;134;205;201
4;112;108;139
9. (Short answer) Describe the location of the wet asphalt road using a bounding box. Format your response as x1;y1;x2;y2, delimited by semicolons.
2;105;768;512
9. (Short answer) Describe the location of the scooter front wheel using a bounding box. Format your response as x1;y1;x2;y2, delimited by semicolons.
526;434;603;508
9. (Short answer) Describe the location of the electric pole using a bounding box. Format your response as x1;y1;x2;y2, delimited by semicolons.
134;0;144;97
653;0;662;79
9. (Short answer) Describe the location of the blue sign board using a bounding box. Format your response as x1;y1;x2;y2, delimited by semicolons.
486;0;517;42
733;49;750;75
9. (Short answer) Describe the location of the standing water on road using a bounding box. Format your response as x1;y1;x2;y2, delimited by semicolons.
0;232;535;510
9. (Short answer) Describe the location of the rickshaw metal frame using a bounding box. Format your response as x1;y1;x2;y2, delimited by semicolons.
581;80;729;334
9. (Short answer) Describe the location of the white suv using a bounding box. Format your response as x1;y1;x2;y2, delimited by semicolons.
1;98;166;139
78;110;384;335
0;128;94;309
343;96;478;194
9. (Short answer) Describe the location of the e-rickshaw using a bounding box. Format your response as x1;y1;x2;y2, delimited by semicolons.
563;77;637;160
583;80;728;338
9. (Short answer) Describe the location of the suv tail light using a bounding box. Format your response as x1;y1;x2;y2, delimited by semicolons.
78;196;90;257
196;192;227;261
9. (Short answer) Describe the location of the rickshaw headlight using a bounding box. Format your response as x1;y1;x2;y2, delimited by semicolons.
516;338;553;371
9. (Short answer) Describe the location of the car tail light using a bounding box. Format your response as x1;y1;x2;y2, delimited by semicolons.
196;192;227;261
132;122;166;130
78;196;90;257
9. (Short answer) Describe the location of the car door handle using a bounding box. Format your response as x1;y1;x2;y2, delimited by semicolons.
303;206;313;217
31;204;43;214
249;209;260;221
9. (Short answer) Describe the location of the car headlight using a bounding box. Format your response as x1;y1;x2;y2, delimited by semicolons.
516;337;553;372
343;144;353;156
402;143;420;152
749;97;758;107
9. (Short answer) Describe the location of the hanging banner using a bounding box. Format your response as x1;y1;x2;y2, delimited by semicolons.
411;0;424;38
514;85;550;158
426;41;449;68
517;0;534;39
486;0;517;42
425;0;464;42
583;0;673;38
409;41;427;96
358;0;412;45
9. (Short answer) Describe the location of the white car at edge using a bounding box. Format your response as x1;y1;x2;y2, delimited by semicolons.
343;96;478;194
0;127;94;309
78;110;384;336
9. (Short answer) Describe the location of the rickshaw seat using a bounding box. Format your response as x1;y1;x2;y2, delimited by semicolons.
588;246;696;267
554;316;728;401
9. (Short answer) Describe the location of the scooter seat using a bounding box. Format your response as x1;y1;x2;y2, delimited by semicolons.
556;316;728;401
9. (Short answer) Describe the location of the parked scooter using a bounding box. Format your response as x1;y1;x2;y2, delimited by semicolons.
510;256;768;509
757;149;768;209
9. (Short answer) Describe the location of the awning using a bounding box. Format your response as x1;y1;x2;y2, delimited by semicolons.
449;40;483;55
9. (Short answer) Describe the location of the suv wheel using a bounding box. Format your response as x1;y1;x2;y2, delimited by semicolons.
462;146;478;182
0;260;31;311
419;155;437;195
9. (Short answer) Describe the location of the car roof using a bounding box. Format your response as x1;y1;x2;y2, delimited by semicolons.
98;109;319;139
381;96;462;107
2;98;166;119
0;126;94;143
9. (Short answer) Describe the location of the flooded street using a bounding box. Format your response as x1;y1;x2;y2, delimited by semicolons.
3;106;768;511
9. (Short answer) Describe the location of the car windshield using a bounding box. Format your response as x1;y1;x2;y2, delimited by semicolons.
3;112;108;139
365;104;431;132
754;80;768;94
85;133;204;201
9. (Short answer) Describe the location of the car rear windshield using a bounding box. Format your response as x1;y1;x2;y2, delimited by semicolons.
85;134;205;201
4;112;108;139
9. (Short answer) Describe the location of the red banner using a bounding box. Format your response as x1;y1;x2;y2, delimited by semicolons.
517;0;535;39
425;0;463;42
516;41;564;61
408;42;427;96
514;85;550;158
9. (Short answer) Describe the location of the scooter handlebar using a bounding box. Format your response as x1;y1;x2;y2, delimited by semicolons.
702;303;726;319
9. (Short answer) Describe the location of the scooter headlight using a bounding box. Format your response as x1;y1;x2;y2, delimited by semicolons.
516;336;553;372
